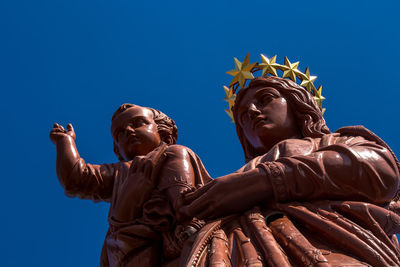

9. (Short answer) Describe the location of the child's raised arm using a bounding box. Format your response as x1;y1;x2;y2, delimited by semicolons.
50;123;116;202
50;123;80;180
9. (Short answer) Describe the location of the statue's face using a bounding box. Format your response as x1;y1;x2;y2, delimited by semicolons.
113;106;161;161
236;86;301;154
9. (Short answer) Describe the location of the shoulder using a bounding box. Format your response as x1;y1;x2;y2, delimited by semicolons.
332;126;400;169
336;125;399;153
335;125;383;143
164;144;193;160
165;144;191;154
333;125;391;148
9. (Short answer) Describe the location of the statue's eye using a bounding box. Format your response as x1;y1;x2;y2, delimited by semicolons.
129;118;148;128
261;94;274;105
135;119;148;127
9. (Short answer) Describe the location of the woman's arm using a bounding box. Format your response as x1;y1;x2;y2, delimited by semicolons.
268;138;399;204
180;135;399;219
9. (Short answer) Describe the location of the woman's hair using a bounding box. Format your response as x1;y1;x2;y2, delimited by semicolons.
111;103;178;161
232;76;331;162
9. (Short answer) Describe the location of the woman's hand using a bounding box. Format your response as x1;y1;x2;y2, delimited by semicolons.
113;145;166;221
178;168;272;220
113;155;156;221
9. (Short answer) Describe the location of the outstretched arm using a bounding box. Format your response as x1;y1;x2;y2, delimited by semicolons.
50;123;115;201
180;136;399;219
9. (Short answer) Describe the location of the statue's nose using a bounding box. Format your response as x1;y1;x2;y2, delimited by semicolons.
123;124;135;135
248;103;261;119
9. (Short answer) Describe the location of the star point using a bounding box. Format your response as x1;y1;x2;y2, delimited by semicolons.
258;54;279;76
313;85;326;109
299;67;317;92
226;53;257;87
223;85;236;110
282;56;300;82
224;109;234;122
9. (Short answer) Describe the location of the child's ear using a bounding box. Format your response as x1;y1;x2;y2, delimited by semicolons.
163;135;173;145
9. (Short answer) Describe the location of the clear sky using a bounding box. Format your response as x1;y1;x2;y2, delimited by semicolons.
1;0;400;266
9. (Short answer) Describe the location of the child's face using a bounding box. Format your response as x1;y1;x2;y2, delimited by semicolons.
112;106;161;161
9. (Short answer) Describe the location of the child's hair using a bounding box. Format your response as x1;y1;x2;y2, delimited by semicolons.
112;103;178;161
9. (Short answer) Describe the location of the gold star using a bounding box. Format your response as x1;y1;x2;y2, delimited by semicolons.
258;54;279;76
282;56;300;82
225;109;234;122
300;67;317;92
314;85;326;109
226;53;257;87
223;85;236;110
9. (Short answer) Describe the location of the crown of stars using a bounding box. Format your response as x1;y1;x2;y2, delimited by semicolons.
224;54;326;121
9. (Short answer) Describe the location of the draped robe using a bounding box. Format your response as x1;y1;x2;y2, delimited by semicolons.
180;126;400;267
58;143;212;266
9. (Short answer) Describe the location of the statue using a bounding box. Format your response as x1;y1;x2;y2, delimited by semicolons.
51;54;400;266
178;55;400;266
50;104;211;266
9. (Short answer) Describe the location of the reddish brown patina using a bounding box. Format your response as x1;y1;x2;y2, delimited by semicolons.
50;104;211;266
51;77;400;266
179;77;400;266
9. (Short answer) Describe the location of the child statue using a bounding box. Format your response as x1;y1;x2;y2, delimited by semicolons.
50;104;211;267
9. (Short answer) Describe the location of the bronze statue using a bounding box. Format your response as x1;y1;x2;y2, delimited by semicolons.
51;53;400;266
179;76;400;266
50;104;211;266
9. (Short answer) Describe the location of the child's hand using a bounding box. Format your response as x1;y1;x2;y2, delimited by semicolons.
50;123;76;144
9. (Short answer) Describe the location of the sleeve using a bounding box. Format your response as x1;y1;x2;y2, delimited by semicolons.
157;145;196;192
61;158;120;202
257;136;400;205
156;145;197;213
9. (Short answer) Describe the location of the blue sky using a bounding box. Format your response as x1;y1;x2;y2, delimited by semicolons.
1;0;400;266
